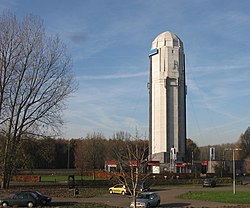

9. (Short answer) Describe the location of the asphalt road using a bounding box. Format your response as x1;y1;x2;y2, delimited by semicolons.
52;184;250;208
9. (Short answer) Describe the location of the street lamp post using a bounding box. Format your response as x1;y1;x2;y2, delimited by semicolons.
225;148;242;194
232;149;236;194
67;140;71;169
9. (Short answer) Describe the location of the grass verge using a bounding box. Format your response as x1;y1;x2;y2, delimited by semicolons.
179;191;250;204
51;202;119;208
41;175;100;182
42;188;108;198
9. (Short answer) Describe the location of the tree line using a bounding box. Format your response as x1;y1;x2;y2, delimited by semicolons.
0;131;148;170
197;127;250;163
1;127;250;172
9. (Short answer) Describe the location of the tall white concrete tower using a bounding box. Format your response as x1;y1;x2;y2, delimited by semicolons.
148;31;186;165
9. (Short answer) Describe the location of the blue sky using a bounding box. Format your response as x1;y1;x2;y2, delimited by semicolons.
1;0;250;146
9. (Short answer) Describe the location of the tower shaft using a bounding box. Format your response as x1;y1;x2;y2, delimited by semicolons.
149;31;186;164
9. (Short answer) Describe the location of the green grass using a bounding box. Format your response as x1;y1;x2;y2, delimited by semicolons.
179;191;250;204
43;188;108;198
75;188;108;198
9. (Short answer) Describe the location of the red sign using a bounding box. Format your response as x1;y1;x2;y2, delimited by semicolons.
202;160;208;166
175;162;187;167
147;161;160;166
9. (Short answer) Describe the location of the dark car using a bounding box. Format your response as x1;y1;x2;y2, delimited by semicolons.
0;191;52;207
139;180;151;192
203;178;216;187
126;180;151;194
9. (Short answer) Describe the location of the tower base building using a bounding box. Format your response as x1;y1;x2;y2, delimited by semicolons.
148;31;186;171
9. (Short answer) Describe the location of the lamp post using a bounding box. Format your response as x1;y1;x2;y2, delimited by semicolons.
225;148;242;194
67;140;71;169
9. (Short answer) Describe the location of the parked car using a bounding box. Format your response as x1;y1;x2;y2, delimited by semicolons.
203;178;216;187
24;191;51;205
138;180;151;192
127;180;151;194
109;184;127;195
0;191;52;207
130;192;160;208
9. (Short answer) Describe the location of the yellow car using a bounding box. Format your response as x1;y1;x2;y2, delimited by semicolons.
109;184;127;195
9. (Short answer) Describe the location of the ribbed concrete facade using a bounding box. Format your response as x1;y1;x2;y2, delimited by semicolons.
149;31;186;164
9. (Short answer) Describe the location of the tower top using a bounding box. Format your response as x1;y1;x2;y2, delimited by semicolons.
151;31;183;49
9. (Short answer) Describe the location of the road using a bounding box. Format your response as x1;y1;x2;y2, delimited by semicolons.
52;184;250;208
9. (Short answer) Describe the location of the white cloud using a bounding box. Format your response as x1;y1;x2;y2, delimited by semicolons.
77;71;148;81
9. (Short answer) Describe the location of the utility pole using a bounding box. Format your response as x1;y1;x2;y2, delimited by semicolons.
225;148;242;194
67;140;70;169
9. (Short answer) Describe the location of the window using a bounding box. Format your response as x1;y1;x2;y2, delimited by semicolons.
174;60;178;69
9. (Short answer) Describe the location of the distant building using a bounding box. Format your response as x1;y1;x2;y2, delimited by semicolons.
105;160;118;172
148;31;187;169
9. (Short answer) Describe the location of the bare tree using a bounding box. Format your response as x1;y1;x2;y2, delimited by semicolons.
74;139;88;180
112;131;149;206
0;11;76;188
74;133;106;180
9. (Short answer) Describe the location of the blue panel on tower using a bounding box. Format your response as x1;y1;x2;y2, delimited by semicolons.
149;48;158;56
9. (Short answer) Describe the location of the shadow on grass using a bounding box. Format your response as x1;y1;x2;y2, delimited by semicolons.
51;201;78;207
51;202;118;208
160;202;191;207
150;187;171;192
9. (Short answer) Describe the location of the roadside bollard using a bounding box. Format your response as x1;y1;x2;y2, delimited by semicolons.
74;188;79;197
